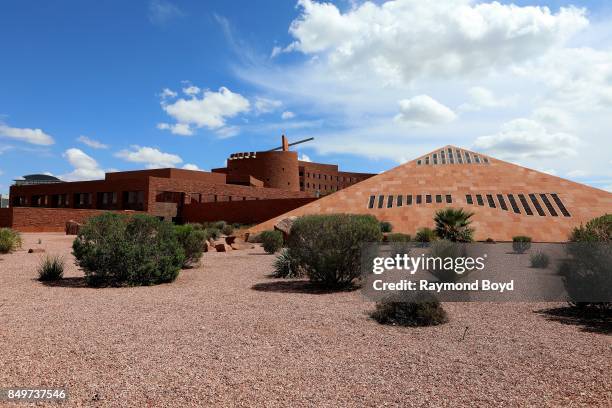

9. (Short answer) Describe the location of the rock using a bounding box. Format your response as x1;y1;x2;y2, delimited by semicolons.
231;242;254;251
225;236;237;245
215;243;232;252
203;241;214;253
65;220;82;235
274;216;297;241
28;248;45;253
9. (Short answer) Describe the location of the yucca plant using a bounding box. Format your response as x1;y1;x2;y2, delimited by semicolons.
434;208;475;242
37;255;65;281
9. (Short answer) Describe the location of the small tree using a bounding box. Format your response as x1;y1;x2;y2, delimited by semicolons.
379;221;393;233
434;208;474;242
174;224;208;268
260;230;283;254
530;251;550;268
512;236;532;254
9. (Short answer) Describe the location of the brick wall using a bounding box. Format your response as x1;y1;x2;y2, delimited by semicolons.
0;208;12;228
7;207;144;232
182;197;317;225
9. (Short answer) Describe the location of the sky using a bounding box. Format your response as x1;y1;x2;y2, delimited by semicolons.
1;0;612;195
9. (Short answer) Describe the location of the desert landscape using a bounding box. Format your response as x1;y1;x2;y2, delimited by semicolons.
0;232;610;407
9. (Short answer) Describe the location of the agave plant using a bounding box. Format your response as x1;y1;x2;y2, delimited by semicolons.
434;208;475;242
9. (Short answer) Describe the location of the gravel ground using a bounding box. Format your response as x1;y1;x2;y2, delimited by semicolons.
0;233;610;407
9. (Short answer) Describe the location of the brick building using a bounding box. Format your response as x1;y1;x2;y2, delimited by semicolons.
0;136;373;231
250;145;612;242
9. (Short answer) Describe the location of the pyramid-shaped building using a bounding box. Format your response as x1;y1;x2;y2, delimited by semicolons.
250;146;612;242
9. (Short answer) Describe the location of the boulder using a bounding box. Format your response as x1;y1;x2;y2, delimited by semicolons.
28;248;45;254
203;241;214;253
225;235;237;245
215;243;232;252
274;216;297;241
231;242;255;251
65;220;82;235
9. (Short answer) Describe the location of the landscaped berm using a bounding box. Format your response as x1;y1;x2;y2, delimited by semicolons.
0;229;610;407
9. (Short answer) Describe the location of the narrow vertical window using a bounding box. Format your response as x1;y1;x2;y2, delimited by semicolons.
456;149;463;164
425;157;430;165
407;195;413;205
496;194;508;211
397;195;403;207
529;194;546;216
416;195;422;204
435;194;442;203
465;152;471;163
507;194;521;214
474;155;481;163
387;195;394;208
486;194;496;208
539;194;558;216
476;195;484;206
377;195;384;209
465;195;473;205
417;160;422;165
426;194;432;203
368;195;375;209
551;194;571;217
518;194;533;215
445;194;452;204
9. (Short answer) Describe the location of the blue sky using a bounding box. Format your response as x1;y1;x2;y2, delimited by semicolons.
1;0;611;195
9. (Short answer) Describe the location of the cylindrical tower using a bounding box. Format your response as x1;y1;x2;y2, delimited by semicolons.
225;150;300;191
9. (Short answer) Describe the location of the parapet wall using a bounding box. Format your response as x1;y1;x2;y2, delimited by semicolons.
224;151;300;191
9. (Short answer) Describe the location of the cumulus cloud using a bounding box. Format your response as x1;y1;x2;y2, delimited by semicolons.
0;123;54;145
160;88;178;99
182;163;201;171
473;118;580;160
115;146;183;169
182;85;201;96
299;154;311;162
460;86;517;111
61;148;105;181
77;135;108;149
254;97;282;114
394;95;457;126
160;86;250;136
281;111;296;120
148;0;184;26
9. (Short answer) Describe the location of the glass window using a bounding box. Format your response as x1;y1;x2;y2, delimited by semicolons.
425;157;430;165
387;195;394;208
446;194;452;204
426;194;432;203
397;195;403;207
486;194;496;208
474;155;481;163
377;195;384;209
435;194;442;203
550;194;571;217
496;194;508;211
416;195;422;204
539;194;558;216
465;194;473;205
476;194;484;206
518;194;534;215
465;152;472;164
368;195;375;209
529;194;546;216
507;194;521;214
417;160;422;165
407;195;412;205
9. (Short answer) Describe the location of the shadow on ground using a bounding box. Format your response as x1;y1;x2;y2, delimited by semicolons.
251;280;359;295
39;277;89;288
535;306;612;335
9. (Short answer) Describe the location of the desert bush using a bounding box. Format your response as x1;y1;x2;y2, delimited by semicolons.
512;236;532;253
371;292;448;327
415;227;436;244
287;214;383;289
72;213;184;287
260;230;283;254
561;214;612;312
221;223;234;236
37;255;65;281
174;224;208;267
272;248;303;278
386;233;411;242
427;240;469;283
434;208;474;242
379;221;393;233
0;228;22;253
530;251;550;268
204;227;221;241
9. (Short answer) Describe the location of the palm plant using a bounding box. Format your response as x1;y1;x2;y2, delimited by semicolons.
434;208;475;242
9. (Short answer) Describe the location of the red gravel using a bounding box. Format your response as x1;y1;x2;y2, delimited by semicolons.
0;233;610;407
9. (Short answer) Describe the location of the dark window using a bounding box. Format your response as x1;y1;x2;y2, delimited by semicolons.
407;195;413;205
417;160;422;165
497;194;508;211
483;157;489;164
457;149;463;164
387;195;394;208
518;194;533;215
465;152;472;164
397;195;403;207
435;194;442;203
416;195;422;204
425;157;430;165
551;194;571;217
446;194;452;204
486;194;496;208
529;194;546;216
507;194;520;214
377;195;384;209
476;195;484;206
368;195;375;209
449;157;454;164
466;195;473;205
539;194;558;216
426;194;432;203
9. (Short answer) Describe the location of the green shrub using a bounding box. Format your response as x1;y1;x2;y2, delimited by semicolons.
272;249;303;278
37;255;65;281
204;227;221;241
434;208;474;242
371;293;448;327
427;240;469;283
415;227;436;243
530;251;550;268
287;214;383;288
260;230;283;254
561;214;612;312
72;213;185;287
386;233;411;242
221;223;234;236
0;228;22;253
379;221;393;233
174;224;208;267
512;236;532;253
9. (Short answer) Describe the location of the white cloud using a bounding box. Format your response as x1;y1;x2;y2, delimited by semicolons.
214;126;240;139
61;148;105;181
0;123;54;145
460;86;517;111
160;86;250;134
77;135;108;149
116;146;183;169
182;163;201;171
567;169;588;178
473;118;580;160
148;0;184;26
157;122;193;136
182;85;201;96
281;111;296;120
299;154;311;162
271;46;283;58
394;95;457;126
254;97;282;114
160;88;178;99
